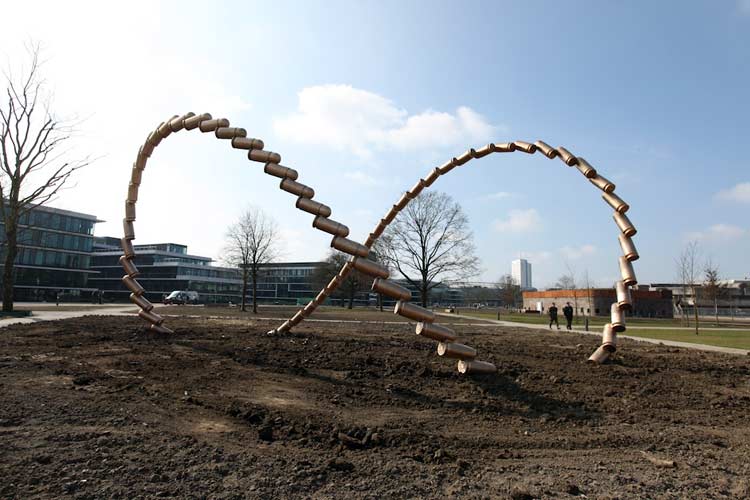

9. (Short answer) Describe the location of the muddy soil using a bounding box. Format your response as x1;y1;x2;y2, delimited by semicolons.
1;315;750;499
153;304;423;322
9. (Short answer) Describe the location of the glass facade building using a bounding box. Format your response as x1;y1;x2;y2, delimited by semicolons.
0;204;349;307
254;262;323;304
0;205;100;301
89;238;244;303
90;238;329;305
511;258;533;290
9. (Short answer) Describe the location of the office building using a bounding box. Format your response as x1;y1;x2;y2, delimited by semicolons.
89;238;243;303
511;258;533;290
254;262;325;304
0;204;100;302
647;281;750;318
90;237;328;305
522;288;674;318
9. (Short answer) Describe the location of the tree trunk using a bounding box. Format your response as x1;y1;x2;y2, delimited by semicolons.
378;293;383;312
692;287;699;335
347;284;354;309
714;298;718;326
694;305;699;335
252;268;258;314
2;225;18;312
240;271;248;312
420;283;428;307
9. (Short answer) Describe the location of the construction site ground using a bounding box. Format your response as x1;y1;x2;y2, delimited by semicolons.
1;310;749;499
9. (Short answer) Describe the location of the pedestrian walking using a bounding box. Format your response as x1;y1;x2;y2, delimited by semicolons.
563;302;574;330
548;302;560;330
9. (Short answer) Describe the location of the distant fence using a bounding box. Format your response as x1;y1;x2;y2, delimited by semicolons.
678;306;750;319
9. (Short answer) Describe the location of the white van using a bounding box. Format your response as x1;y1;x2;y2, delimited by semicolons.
163;290;200;305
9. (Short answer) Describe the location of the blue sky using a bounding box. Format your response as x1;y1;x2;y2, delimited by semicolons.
2;0;749;287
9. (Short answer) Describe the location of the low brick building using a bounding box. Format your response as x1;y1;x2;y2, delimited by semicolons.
522;288;673;318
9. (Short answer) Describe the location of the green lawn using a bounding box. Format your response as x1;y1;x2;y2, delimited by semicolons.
456;310;750;329
457;310;660;327
454;310;750;350
621;328;750;351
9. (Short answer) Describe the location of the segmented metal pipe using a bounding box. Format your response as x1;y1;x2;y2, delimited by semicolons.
121;112;637;369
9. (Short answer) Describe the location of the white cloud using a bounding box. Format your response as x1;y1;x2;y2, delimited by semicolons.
276;227;310;261
483;191;515;200
273;84;499;158
740;0;750;14
0;5;258;250
184;77;252;116
493;209;542;232
686;224;746;242
716;182;750;203
609;170;641;186
353;208;374;218
521;250;553;262
376;106;497;150
559;244;597;260
517;245;595;264
344;171;380;186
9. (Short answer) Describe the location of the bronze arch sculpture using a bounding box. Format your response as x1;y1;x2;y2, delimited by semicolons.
120;112;639;374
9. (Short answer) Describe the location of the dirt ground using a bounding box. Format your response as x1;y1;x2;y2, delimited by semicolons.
1;313;750;499
153;304;423;322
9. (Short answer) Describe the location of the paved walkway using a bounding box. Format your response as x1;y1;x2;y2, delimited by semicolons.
0;305;137;328
437;312;750;356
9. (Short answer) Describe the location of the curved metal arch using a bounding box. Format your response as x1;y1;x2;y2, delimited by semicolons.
120;113;639;374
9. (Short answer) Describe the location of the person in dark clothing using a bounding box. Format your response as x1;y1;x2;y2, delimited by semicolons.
563;302;574;330
548;303;560;330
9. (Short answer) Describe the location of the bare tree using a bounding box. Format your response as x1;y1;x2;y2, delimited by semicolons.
0;44;89;312
311;250;372;309
368;239;388;311
497;274;521;309
703;259;726;326
676;241;700;334
224;207;279;313
555;262;578;324
736;283;747;322
555;273;576;290
379;191;480;307
582;269;594;318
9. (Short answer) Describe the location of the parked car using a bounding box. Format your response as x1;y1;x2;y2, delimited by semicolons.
163;290;200;305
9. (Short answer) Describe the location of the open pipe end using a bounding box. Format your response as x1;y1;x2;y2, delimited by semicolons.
149;324;174;334
587;345;611;364
457;359;497;374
